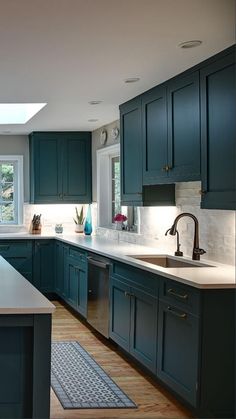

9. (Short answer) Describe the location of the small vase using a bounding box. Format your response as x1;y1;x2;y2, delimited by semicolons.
116;221;123;230
84;205;93;235
75;224;84;233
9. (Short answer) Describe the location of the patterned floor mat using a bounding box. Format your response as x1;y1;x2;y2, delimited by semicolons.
51;341;137;409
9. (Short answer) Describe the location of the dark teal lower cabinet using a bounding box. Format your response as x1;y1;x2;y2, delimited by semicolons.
110;271;158;373
55;241;68;298
64;246;88;317
157;300;199;407
110;278;130;351
0;314;51;419
0;240;33;284
33;240;55;293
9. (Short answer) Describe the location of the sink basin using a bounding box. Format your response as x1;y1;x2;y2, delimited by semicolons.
128;254;213;268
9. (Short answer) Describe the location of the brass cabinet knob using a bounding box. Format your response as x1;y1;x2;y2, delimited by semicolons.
199;190;206;196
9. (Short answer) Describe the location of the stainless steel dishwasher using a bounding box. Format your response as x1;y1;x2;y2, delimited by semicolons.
87;255;110;338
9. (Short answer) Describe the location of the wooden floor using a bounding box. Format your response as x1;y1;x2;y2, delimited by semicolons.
51;300;192;419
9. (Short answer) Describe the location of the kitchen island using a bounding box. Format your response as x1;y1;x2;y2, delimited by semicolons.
0;256;55;419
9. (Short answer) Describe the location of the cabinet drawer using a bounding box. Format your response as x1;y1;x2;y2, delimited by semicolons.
111;262;158;296
160;278;200;315
68;246;87;264
0;240;32;258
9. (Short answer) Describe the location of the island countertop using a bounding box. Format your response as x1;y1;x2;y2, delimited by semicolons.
0;256;55;314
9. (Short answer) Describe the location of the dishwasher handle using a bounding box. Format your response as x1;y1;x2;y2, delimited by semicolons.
87;257;110;269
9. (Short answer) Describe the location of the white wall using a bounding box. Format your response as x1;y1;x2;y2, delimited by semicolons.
0;135;29;202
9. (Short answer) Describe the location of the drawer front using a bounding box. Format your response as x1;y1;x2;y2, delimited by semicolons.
0;240;32;258
160;278;200;315
111;261;159;296
68;246;87;266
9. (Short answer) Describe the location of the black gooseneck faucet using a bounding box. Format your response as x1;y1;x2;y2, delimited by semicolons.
165;212;206;261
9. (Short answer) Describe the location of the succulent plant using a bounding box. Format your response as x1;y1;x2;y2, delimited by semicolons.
73;206;85;225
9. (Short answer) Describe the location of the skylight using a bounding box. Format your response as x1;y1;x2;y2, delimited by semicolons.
0;103;47;124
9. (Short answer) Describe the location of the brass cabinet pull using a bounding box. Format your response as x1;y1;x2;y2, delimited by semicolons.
199;190;206;196
162;165;168;172
124;291;134;298
59;193;63;198
167;288;188;300
167;306;187;319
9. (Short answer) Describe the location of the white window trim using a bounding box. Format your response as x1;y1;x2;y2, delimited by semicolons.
97;144;120;228
0;155;24;225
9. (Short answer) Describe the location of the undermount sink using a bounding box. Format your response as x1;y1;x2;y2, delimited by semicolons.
128;254;214;268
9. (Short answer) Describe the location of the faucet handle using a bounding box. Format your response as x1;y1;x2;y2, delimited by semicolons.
194;248;206;256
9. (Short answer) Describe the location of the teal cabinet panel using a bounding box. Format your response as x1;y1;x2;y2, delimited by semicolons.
130;287;158;372
142;85;168;184
120;97;143;205
33;240;55;293
30;134;63;203
63;246;88;317
29;132;92;204
110;267;158;373
157;300;199;407
200;51;236;209
167;72;200;182
66;259;79;310
55;241;67;297
109;277;130;351
0;240;33;283
0;314;51;419
63;136;92;202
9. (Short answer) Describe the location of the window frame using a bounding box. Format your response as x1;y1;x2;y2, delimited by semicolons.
97;144;120;228
0;155;24;225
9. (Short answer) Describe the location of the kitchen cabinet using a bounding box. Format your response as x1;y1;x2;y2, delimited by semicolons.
29;131;92;204
120;96;176;206
55;240;68;298
142;72;200;184
157;301;199;407
110;263;158;372
200;50;236;209
0;240;33;283
64;246;88;317
33;240;55;293
120;97;143;205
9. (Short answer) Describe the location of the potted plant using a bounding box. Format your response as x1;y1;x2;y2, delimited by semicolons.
74;206;85;233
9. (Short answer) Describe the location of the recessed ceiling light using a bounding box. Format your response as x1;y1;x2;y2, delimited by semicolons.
88;100;102;105
88;119;99;122
0;103;47;124
124;77;140;84
178;40;202;49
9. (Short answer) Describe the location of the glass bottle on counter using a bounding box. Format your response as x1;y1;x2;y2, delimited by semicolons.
84;204;93;235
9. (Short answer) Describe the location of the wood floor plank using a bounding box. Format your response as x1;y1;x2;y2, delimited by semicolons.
50;300;192;419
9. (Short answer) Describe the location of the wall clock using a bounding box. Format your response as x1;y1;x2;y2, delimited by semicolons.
100;129;107;145
111;127;119;140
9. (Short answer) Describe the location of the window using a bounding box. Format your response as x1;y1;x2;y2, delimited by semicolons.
111;156;121;221
97;145;137;231
0;156;23;225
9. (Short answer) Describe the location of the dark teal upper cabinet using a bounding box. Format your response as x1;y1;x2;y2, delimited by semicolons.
142;72;200;185
120;97;143;205
200;51;236;210
142;85;168;184
29;132;92;204
167;72;200;182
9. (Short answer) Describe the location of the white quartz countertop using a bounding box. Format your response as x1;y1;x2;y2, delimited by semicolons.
0;232;235;289
0;256;55;314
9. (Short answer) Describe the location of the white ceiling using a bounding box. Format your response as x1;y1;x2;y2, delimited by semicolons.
0;0;235;134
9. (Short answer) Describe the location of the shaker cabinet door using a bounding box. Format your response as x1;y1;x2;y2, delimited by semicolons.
157;301;199;407
167;72;200;182
142;85;168;184
130;287;158;373
109;277;131;351
200;52;236;209
120;97;143;205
